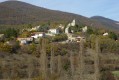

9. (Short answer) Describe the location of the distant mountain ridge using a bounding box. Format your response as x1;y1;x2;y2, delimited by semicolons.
91;16;119;30
0;1;92;25
0;1;119;31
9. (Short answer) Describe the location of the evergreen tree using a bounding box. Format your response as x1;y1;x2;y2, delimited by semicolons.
4;28;18;38
108;32;118;40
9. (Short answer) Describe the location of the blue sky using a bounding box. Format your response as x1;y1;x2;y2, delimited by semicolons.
0;0;119;21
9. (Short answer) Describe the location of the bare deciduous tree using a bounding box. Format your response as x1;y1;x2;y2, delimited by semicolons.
2;60;10;79
78;39;84;80
27;57;34;79
58;55;62;74
70;52;75;76
40;39;48;80
94;38;100;80
50;43;55;74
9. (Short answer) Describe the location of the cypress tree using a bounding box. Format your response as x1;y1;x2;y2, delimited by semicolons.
50;43;55;74
40;39;48;80
94;38;100;80
78;39;84;80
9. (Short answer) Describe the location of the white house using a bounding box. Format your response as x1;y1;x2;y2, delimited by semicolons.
20;40;27;45
48;28;59;35
0;34;4;40
30;25;40;31
31;32;45;39
58;24;65;29
76;36;85;42
67;34;76;42
17;37;34;45
17;37;33;42
66;34;85;42
82;26;88;32
103;32;109;36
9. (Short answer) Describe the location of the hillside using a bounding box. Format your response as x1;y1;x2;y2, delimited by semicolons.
91;16;119;31
0;1;119;32
0;1;106;28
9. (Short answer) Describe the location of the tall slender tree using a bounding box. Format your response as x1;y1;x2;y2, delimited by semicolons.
94;38;100;80
2;60;9;79
78;39;84;80
70;52;75;76
27;57;34;79
58;55;62;74
40;39;48;80
50;43;55;74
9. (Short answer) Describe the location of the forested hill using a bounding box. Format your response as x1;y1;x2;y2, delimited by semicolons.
0;1;119;31
91;16;119;31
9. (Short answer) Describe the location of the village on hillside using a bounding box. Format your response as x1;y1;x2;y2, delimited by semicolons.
1;0;119;80
0;20;86;45
0;19;119;80
0;19;112;46
17;19;88;45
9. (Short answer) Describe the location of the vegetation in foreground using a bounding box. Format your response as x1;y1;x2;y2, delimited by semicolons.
0;19;119;80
